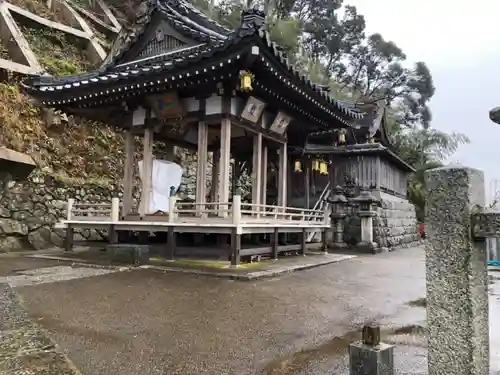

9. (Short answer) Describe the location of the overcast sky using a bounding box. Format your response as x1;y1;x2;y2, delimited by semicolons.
349;0;500;200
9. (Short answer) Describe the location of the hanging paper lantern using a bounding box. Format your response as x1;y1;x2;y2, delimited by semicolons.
319;162;328;175
312;159;320;171
294;160;302;172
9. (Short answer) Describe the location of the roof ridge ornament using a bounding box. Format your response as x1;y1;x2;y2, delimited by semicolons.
238;8;266;37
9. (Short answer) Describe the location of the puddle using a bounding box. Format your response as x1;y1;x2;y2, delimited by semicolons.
261;329;360;375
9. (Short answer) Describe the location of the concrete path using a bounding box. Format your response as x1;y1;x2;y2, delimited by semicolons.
10;247;427;375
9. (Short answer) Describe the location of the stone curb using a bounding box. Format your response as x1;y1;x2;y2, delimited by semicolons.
139;255;356;281
24;253;356;281
0;284;83;375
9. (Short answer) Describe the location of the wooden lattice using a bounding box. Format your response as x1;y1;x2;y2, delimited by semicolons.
0;0;123;75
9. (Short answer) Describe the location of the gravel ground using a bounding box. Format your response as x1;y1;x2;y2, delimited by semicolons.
16;248;427;375
0;284;81;375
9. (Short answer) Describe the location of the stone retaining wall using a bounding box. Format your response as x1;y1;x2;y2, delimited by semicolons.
374;193;420;250
343;191;419;251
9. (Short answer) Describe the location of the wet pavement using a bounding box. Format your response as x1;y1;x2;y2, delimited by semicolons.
7;248;427;375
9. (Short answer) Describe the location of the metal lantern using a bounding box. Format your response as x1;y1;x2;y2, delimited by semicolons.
319;161;328;175
239;70;254;92
312;159;320;171
294;160;302;172
338;131;346;144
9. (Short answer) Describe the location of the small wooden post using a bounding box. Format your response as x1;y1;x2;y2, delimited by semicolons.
232;194;241;226
108;197;120;244
168;187;177;223
111;198;120;222
66;198;74;220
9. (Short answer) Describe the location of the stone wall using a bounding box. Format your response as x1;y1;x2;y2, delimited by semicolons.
0;171;119;252
0;152;253;252
342;191;420;250
374;192;420;250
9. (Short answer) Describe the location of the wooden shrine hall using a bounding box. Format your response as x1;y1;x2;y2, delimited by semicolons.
21;0;364;264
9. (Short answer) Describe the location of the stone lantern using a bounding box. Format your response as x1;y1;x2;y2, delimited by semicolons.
352;190;379;252
326;185;348;249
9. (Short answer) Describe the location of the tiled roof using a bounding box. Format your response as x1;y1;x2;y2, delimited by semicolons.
22;5;363;122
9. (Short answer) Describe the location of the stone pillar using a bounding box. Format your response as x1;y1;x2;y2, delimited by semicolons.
349;325;394;375
424;166;489;375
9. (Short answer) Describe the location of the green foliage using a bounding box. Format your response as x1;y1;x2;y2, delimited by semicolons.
22;27;90;76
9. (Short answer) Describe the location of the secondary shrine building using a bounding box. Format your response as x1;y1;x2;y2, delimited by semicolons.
22;0;419;263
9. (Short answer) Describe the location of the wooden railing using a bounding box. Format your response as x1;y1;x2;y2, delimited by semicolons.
65;195;328;226
66;198;119;221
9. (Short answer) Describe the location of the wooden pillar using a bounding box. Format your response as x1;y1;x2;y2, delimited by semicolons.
277;142;287;208
304;156;310;209
218;118;231;216
260;145;268;206
375;156;381;189
210;150;220;201
251;132;262;212
122;131;134;218
139;128;154;217
196;122;208;216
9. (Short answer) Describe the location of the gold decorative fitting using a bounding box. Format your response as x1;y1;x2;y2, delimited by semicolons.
294;160;302;172
239;70;254;92
319;162;328;175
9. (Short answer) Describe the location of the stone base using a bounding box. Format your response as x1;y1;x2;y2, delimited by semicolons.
349;341;395;375
106;244;150;265
355;241;380;254
328;241;348;250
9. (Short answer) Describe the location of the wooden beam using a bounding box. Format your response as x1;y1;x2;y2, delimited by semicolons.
196;122;208;216
122;130;134;217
